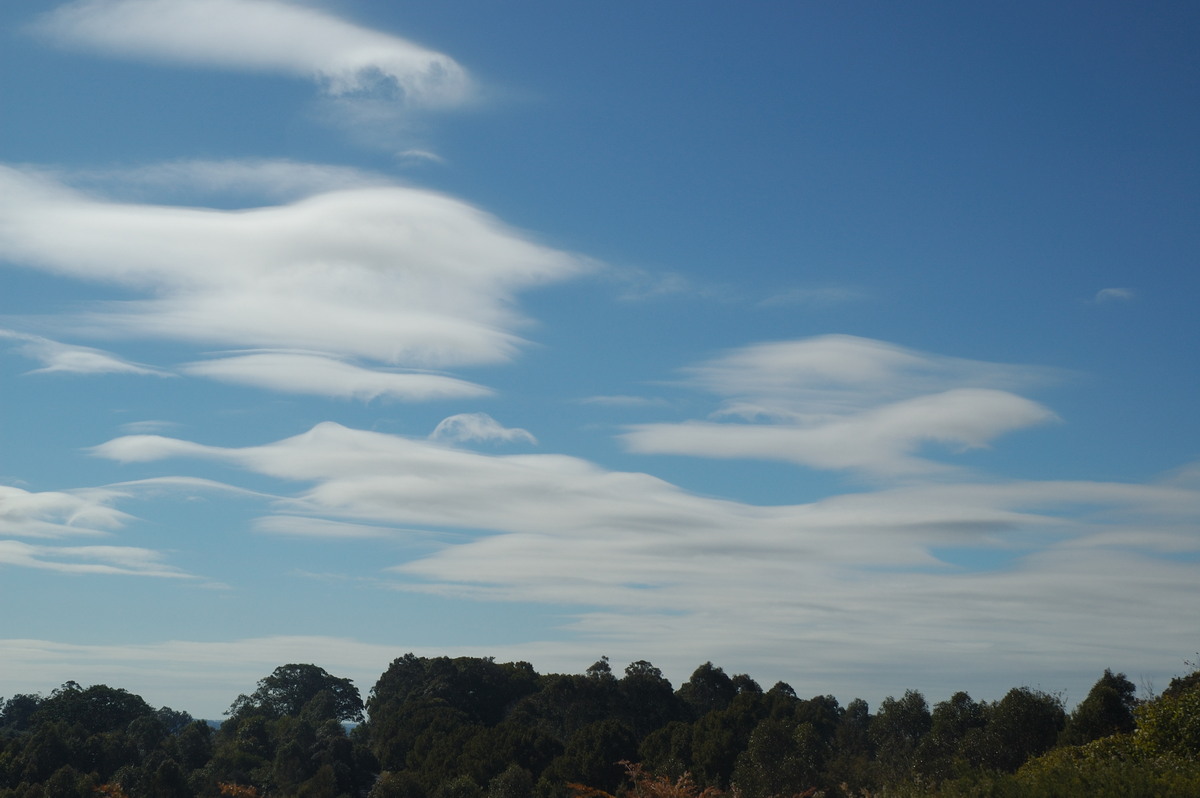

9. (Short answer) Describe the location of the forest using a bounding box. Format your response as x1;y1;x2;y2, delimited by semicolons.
1;655;1199;798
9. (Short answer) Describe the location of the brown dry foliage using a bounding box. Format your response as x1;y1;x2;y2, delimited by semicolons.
568;761;829;798
568;761;726;798
94;785;131;798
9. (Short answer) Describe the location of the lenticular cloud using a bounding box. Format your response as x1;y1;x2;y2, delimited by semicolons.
0;166;587;388
621;336;1061;476
34;0;470;106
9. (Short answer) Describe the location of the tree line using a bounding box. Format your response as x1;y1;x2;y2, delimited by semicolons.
1;655;1198;798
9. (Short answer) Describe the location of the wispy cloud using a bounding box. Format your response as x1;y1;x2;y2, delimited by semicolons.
33;0;470;107
0;329;169;376
605;266;720;302
0;484;131;539
65;159;391;204
0;540;190;578
619;335;1062;477
252;516;403;540
181;352;491;402
117;420;181;435
578;395;670;408
1094;287;1135;304
429;413;536;445
0;483;198;578
624;389;1056;476
758;286;868;307
0;164;589;397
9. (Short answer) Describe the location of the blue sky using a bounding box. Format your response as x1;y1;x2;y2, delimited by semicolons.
1;0;1198;718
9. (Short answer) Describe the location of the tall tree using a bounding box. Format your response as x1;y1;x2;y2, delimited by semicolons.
677;664;736;719
228;664;364;723
869;690;930;784
1061;669;1137;745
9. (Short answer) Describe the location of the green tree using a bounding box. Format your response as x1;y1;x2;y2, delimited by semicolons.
869;690;930;784
1061;669;1137;746
1133;673;1200;758
687;694;764;789
369;770;426;798
824;697;873;792
978;687;1065;772
0;695;43;733
914;691;986;782
677;664;736;720
227;664;364;723
731;718;823;797
33;683;155;736
617;663;684;740
486;764;533;798
541;719;638;795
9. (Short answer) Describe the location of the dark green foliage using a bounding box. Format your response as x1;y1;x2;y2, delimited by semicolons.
870;689;931;783
615;662;685;740
486;764;532;798
686;693;766;788
540;719;637;794
824;697;873;791
34;683;155;736
3;657;1200;798
977;686;1065;772
637;720;692;781
227;663;364;723
731;718;824;797
370;770;426;798
1061;668;1137;746
913;691;986;781
0;696;44;734
677;663;736;719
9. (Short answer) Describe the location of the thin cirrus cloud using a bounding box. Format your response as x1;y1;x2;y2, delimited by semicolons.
180;352;492;402
0;484;194;579
0;329;168;377
0;484;132;539
0;540;189;578
86;421;1200;696
1094;287;1134;304
0;164;589;396
65;159;393;205
32;0;471;107
620;335;1061;477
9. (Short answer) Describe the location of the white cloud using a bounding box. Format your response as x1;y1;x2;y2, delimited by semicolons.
181;351;491;402
429;413;536;445
1095;287;1134;303
624;389;1056;476
0;484;132;539
68;159;391;204
34;0;470;107
84;422;1200;708
0;329;168;376
0;540;188;578
619;336;1061;476
253;515;407;539
0;479;248;579
0;164;589;396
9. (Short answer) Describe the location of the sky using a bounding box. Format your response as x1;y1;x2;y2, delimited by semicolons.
1;0;1198;719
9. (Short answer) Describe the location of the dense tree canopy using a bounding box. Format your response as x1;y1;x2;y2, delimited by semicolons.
2;658;1199;798
227;664;365;724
